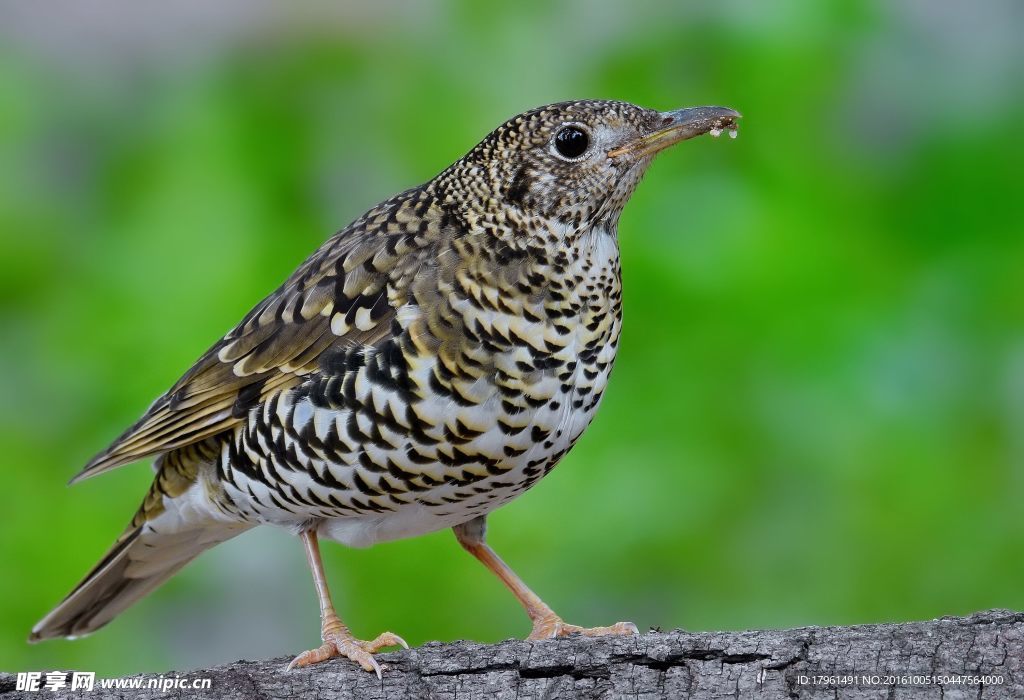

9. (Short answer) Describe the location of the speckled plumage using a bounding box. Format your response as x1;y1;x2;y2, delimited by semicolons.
32;99;740;670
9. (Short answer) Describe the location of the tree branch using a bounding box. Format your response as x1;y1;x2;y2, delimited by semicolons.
2;609;1021;699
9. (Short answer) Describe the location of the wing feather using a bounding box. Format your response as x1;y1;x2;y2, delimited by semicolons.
72;189;439;483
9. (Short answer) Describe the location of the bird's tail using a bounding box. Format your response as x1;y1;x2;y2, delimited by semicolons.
30;441;251;641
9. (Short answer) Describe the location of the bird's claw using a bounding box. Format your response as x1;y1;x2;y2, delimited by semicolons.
527;616;638;640
287;631;408;676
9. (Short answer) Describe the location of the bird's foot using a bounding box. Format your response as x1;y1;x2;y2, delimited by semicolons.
287;627;408;677
527;614;638;640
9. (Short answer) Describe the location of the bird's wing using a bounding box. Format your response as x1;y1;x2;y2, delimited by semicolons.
73;189;440;483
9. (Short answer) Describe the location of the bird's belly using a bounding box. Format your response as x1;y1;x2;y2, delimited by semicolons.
318;385;607;547
216;342;614;547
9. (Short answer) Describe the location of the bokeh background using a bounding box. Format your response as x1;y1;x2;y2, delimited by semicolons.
2;0;1022;676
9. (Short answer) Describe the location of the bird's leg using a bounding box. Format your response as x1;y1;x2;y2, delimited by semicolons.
288;529;408;676
453;515;638;640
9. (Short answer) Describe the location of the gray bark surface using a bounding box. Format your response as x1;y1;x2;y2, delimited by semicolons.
1;609;1020;699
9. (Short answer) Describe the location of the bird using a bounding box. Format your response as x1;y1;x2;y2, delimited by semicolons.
30;99;740;675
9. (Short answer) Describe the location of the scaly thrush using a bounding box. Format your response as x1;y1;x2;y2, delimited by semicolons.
31;100;740;675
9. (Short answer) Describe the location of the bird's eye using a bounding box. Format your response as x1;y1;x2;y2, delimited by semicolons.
553;126;590;160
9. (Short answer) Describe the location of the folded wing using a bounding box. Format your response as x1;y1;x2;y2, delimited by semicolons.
72;190;438;483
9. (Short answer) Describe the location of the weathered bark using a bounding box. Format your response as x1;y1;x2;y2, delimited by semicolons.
2;609;1020;699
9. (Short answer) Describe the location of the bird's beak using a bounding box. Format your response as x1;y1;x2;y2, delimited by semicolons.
608;106;742;158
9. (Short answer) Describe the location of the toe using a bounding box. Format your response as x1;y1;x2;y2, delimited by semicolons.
617;621;640;635
287;642;334;670
346;647;382;678
287;630;409;674
578;621;639;637
528;618;639;640
527;616;562;640
364;631;409;653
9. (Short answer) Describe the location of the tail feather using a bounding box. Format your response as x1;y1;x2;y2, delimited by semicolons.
30;528;182;640
31;443;250;641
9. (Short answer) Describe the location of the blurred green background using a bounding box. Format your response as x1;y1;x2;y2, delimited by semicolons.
2;0;1023;676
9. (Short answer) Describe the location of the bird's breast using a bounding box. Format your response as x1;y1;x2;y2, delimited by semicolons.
215;230;623;546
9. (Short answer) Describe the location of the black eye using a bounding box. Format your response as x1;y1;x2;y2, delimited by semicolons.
553;126;589;159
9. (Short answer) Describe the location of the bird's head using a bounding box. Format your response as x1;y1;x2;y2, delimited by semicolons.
435;99;740;237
